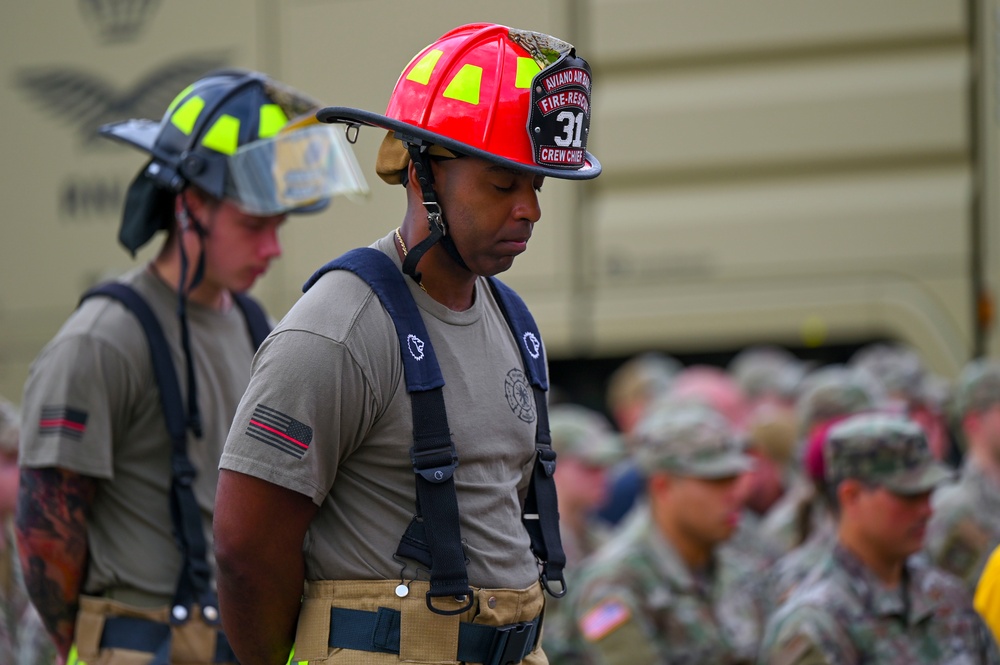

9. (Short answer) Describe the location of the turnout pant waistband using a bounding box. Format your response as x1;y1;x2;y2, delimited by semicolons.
327;606;541;665
100;615;237;664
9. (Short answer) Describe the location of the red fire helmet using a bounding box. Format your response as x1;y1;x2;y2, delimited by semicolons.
318;23;601;180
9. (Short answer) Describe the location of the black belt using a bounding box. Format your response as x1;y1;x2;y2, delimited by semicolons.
328;606;540;665
99;615;237;664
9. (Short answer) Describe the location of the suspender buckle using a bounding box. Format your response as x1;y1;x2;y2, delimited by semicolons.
535;445;556;477
485;618;539;665
411;445;458;483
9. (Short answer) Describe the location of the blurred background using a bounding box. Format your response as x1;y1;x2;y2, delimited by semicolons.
1;0;996;411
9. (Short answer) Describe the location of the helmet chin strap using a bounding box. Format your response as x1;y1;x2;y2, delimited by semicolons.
175;196;210;439
401;142;469;284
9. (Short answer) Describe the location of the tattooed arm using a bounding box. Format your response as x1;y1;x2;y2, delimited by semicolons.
15;467;98;659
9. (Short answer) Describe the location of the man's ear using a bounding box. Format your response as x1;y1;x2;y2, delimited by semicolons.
647;471;672;499
837;478;863;511
962;410;982;442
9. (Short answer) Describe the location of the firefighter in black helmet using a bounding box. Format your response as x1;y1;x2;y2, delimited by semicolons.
16;69;366;665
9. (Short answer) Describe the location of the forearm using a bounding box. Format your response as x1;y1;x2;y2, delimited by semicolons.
217;549;305;665
15;467;96;658
215;470;318;665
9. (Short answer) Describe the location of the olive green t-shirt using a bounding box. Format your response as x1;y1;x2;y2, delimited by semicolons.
220;232;542;589
20;267;257;604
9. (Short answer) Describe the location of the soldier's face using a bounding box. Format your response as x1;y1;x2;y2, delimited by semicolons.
554;457;610;512
971;404;1000;464
670;474;744;547
855;485;934;559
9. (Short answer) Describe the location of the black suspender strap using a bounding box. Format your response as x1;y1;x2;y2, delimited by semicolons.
306;248;472;614
486;279;566;597
80;282;272;632
233;291;271;349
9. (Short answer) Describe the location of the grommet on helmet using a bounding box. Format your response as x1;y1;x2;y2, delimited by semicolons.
319;23;600;181
100;68;367;255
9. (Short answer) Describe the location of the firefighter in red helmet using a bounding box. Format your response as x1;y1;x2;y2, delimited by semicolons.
214;23;600;665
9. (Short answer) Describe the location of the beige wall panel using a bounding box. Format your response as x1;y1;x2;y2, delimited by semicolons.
588;0;963;63
584;165;971;373
588;275;970;376
592;48;967;177
592;166;969;281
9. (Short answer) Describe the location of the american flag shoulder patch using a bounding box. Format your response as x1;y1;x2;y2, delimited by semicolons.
579;598;631;642
38;405;88;440
246;404;313;459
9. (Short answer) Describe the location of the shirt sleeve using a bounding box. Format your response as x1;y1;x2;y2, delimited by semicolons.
20;332;138;479
219;326;378;505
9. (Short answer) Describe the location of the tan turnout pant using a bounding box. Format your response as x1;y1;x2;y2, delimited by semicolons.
293;579;548;665
70;595;234;665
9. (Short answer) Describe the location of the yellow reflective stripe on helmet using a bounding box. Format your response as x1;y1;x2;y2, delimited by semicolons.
201;114;241;155
406;49;443;85
515;57;541;89
171;96;206;136
166;83;197;117
68;644;87;665
443;64;482;105
259;103;289;139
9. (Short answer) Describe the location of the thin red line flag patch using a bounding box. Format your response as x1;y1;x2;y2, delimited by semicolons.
246;404;313;459
38;405;88;440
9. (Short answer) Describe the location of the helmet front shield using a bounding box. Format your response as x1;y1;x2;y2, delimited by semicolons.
227;121;369;216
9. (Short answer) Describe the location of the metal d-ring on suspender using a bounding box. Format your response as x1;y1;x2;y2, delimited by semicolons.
303;247;567;616
79;282;270;655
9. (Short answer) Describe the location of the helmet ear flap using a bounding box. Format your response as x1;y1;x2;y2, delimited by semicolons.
119;168;176;256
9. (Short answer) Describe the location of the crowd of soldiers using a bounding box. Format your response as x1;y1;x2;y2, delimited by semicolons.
542;342;1000;664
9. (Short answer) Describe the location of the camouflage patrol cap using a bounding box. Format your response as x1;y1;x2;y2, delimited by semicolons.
728;345;807;401
796;365;879;437
634;404;753;479
605;352;681;415
824;413;952;495
951;359;1000;421
850;342;927;401
548;403;624;466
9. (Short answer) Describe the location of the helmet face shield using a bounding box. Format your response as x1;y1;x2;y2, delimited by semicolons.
227;124;369;216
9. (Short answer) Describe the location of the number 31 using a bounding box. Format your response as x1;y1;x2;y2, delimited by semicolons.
554;111;584;148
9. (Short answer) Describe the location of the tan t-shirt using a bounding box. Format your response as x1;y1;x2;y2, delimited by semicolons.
20;267;258;604
220;232;543;589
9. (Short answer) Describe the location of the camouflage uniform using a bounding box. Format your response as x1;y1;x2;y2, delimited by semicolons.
569;406;766;664
925;360;1000;591
543;403;623;665
760;544;999;665
759;414;1000;665
762;519;837;615
926;460;1000;591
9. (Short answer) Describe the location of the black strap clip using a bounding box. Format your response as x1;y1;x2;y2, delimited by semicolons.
410;445;458;483
486;619;539;665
